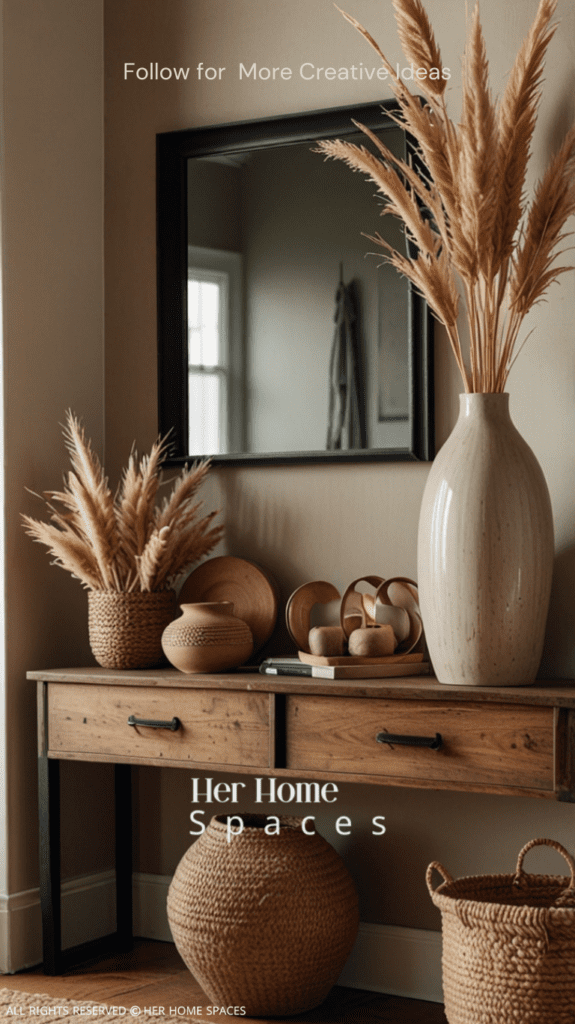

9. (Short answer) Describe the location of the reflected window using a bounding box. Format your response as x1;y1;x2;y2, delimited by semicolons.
187;247;242;455
187;271;226;454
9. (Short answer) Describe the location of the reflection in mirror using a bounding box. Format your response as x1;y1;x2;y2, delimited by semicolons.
187;131;410;456
157;102;434;466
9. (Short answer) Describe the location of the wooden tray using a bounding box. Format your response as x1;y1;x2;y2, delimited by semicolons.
299;651;426;667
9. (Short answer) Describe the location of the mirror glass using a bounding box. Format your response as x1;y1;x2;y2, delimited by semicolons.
157;102;434;466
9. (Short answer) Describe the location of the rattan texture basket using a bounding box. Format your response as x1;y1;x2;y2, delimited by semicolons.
427;838;575;1024
167;814;359;1017
88;590;176;669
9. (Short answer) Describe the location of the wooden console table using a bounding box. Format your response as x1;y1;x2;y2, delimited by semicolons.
30;667;575;974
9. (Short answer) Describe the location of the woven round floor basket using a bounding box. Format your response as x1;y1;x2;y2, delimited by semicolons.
427;838;575;1024
88;590;176;669
167;814;359;1016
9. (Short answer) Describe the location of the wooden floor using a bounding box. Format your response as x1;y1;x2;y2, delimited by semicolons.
0;940;447;1023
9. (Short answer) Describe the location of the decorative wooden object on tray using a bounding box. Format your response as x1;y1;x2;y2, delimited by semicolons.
372;578;424;653
167;814;359;1017
339;575;384;626
348;623;396;657
427;838;575;1024
286;574;428;677
179;555;278;653
285;580;341;653
308;625;346;657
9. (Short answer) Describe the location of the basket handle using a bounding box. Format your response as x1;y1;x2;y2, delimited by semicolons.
426;861;453;895
514;838;575;902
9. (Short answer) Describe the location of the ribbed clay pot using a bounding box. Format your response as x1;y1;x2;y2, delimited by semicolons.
417;394;554;686
88;590;176;669
167;814;359;1016
161;601;253;673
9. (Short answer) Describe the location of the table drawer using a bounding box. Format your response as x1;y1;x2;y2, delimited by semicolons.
286;695;555;790
47;683;272;767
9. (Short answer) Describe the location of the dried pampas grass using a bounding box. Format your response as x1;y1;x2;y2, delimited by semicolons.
22;412;224;592
316;0;575;393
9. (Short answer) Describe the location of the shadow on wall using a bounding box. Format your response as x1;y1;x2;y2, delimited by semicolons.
540;546;575;678
215;466;300;659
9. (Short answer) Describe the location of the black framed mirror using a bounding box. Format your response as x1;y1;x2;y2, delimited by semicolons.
157;100;434;466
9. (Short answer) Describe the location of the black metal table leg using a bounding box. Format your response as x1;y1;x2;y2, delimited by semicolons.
114;763;133;949
38;756;134;974
38;755;62;974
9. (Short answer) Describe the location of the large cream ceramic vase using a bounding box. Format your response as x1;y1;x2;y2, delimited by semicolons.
417;394;554;686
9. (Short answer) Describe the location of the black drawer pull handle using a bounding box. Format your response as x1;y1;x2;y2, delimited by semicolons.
128;715;181;731
376;731;442;750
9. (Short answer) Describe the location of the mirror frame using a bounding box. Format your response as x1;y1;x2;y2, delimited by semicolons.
156;100;434;466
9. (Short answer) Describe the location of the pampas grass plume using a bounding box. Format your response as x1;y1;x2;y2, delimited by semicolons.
318;0;575;393
22;412;224;592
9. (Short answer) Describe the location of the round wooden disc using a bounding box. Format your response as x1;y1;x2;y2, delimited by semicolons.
285;581;341;653
178;556;278;653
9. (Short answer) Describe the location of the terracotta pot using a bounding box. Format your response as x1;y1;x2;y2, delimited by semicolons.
167;814;359;1016
417;393;554;686
88;590;176;670
161;601;253;673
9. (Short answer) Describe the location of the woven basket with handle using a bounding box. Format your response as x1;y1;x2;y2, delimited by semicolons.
427;838;575;1024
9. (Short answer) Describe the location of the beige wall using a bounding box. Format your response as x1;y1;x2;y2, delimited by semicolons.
104;0;575;929
1;0;106;924
1;0;570;976
2;0;571;957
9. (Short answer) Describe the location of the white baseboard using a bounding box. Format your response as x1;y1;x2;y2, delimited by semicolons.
133;874;443;1004
0;885;43;974
1;872;444;1004
0;872;172;973
133;873;173;942
0;870;117;974
338;921;443;1003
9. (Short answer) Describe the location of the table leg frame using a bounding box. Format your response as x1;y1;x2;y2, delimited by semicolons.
38;756;133;974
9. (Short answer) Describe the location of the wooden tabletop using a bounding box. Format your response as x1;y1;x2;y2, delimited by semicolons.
28;666;575;706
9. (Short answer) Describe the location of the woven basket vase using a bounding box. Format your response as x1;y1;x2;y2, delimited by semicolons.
427;838;575;1024
88;590;176;669
167;814;359;1016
